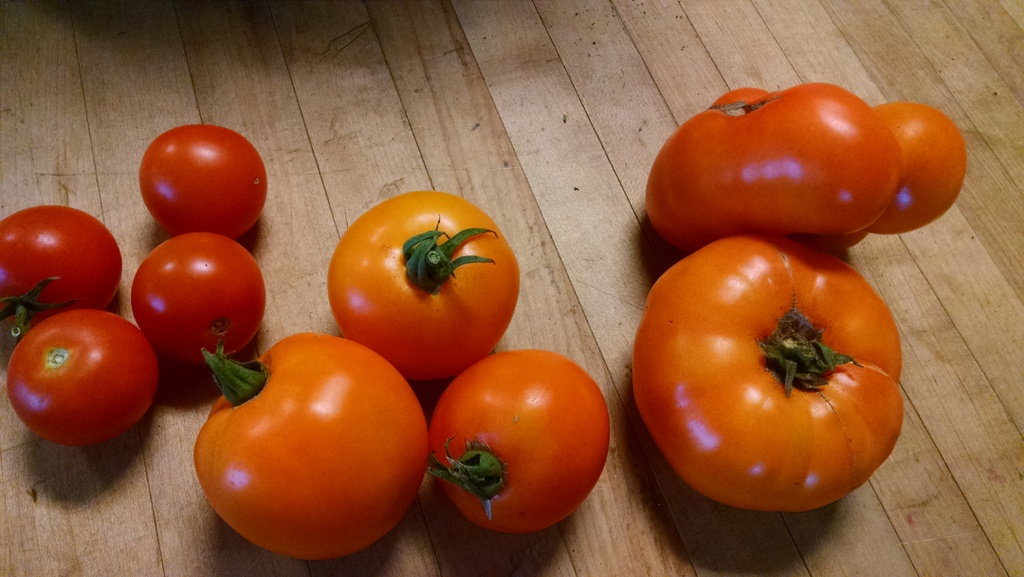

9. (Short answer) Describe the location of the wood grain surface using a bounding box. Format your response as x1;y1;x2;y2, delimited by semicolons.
1;1;1022;576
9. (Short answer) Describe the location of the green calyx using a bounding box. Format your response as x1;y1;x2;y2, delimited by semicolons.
758;305;859;397
403;221;496;295
201;341;269;407
427;437;507;521
1;277;78;340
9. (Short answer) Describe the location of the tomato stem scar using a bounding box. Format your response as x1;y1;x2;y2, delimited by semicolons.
45;347;70;369
758;306;858;396
710;93;783;116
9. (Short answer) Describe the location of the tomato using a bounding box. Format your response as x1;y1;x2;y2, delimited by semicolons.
139;124;267;239
194;332;428;560
131;232;265;363
646;83;902;253
0;205;122;337
632;234;903;512
327;190;520;381
427;349;609;533
866;102;967;234
6;309;158;446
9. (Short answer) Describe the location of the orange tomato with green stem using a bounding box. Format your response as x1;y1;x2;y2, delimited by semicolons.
633;234;903;512
327;190;520;381
427;349;610;533
194;332;429;560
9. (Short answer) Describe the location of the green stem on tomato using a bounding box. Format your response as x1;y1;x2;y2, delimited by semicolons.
427;437;506;521
758;305;859;397
403;220;496;295
201;341;269;406
0;277;79;340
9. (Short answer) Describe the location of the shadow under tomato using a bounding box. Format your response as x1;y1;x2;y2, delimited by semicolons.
22;425;147;505
416;478;563;577
151;335;261;409
408;376;453;422
636;210;686;283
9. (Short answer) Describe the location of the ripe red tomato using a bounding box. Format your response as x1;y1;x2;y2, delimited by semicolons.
646;83;902;253
131;232;265;363
6;309;158;446
0;205;122;337
327;191;520;381
427;349;609;533
139;124;267;239
194;332;428;560
633;234;903;512
866;102;967;234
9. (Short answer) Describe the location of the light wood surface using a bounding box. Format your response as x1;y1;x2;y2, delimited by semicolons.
2;1;1022;576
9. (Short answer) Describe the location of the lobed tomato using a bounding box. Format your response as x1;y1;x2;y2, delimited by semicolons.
327;190;520;381
427;349;609;533
6;309;158;446
131;232;265;363
866;102;967;234
194;332;428;560
632;234;904;512
646;83;902;253
139;124;267;239
0;205;122;337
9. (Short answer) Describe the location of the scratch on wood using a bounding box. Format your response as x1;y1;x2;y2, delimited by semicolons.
321;21;371;61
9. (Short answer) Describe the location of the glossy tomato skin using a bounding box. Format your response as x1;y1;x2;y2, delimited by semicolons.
866;102;967;234
139;124;267;239
6;309;158;446
646;83;902;253
633;235;903;512
327;191;520;381
131;232;265;363
428;349;610;533
0;205;121;327
194;332;429;560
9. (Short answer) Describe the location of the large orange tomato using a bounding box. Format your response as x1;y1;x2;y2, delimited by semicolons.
327;191;520;381
866;102;967;234
427;349;609;533
194;333;429;560
646;83;901;253
632;235;903;512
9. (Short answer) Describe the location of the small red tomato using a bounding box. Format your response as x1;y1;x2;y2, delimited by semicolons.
0;205;122;336
427;350;610;533
131;232;265;363
867;102;967;234
139;124;267;239
6;309;159;446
